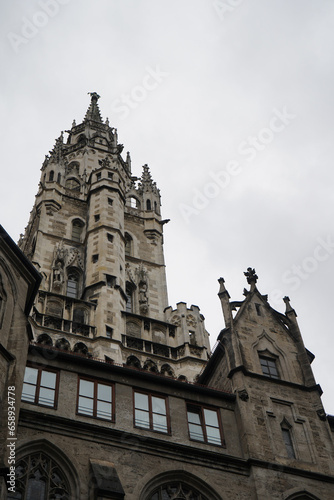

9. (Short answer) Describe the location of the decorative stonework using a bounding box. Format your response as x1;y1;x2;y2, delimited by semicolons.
186;314;197;329
238;389;249;402
170;314;181;327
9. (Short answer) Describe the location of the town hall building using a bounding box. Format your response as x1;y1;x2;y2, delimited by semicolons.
0;93;333;499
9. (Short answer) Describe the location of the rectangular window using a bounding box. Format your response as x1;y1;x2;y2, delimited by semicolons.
96;172;101;181
77;378;114;421
22;366;58;408
186;403;223;446
134;391;169;433
259;355;280;379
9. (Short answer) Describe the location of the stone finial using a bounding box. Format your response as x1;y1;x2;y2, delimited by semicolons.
218;277;229;297
72;119;76;128
244;267;258;285
88;92;100;102
283;296;292;311
84;92;103;123
105;117;109;126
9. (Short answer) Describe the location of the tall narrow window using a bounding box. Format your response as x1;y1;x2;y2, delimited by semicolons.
77;378;114;420
125;233;132;256
22;366;58;408
71;219;84;242
186;403;223;446
49;170;54;182
134;391;169;433
259;355;279;379
281;423;296;459
126;284;133;313
146;199;151;210
67;271;79;298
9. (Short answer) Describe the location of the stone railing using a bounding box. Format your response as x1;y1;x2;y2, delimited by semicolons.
33;311;96;338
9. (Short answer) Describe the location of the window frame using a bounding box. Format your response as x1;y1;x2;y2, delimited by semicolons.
21;365;59;409
133;389;170;435
76;376;115;422
259;354;280;379
186;402;225;447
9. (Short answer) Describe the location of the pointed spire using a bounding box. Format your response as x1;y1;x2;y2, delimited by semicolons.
217;277;232;328
49;132;65;164
126;151;132;172
84;92;103;123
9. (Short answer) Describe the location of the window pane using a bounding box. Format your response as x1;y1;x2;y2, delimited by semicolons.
78;396;94;415
187;410;201;425
135;409;150;428
97;384;112;402
27;478;46;500
38;387;55;406
40;371;56;389
188;423;204;441
24;367;38;384
203;409;218;427
152;396;166;415
152;413;167;433
97;401;112;420
135;392;149;411
22;383;36;403
79;380;94;398
206;426;221;445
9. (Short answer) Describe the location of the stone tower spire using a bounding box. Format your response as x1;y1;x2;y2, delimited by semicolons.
19;94;211;381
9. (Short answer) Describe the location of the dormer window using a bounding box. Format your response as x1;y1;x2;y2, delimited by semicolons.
259;355;279;379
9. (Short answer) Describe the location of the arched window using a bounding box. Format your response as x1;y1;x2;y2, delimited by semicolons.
36;334;52;346
147;483;209;500
281;419;296;459
125;233;133;257
8;452;71;500
65;178;80;191
73;342;88;355
49;171;54;182
57;173;61;184
0;272;7;328
146;199;151;211
71;219;84;242
66;270;79;298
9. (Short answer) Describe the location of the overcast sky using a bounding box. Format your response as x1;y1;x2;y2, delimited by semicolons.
1;0;334;412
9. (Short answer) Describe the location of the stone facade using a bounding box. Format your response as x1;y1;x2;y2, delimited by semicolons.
1;95;334;499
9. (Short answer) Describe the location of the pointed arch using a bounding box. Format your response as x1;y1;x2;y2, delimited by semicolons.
139;470;222;500
251;329;292;381
284;489;321;500
11;439;80;500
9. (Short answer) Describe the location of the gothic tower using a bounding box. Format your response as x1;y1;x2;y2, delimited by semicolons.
19;92;210;381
